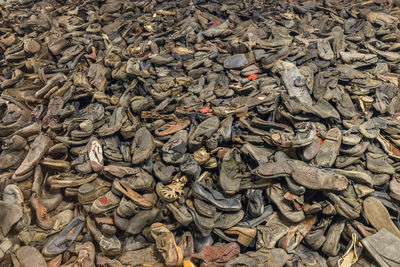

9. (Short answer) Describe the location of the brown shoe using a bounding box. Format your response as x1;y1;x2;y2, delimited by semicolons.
30;193;54;230
191;242;240;267
224;226;257;246
112;180;153;209
278;215;316;249
73;241;95;267
46;254;62;267
154;118;191;137
178;232;194;259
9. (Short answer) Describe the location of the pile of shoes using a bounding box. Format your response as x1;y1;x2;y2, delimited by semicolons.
1;0;400;266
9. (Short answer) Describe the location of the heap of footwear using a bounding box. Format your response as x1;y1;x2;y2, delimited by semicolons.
1;0;400;266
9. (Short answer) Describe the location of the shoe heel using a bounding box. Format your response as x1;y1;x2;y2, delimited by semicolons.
236;233;253;247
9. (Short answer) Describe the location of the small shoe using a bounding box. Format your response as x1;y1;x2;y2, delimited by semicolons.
277;215;316;249
156;176;187;203
186;199;215;231
261;46;290;68
30;193;54;230
188;116;220;152
193;198;216;218
366;152;395;174
255;159;349;191
90;191;120;214
120;171;155;193
237;205;274;228
178;231;195;259
117;197;139;218
360;229;400;267
126;208;160;235
304;217;332;250
219;148;242;195
73;241;95;267
321;217;346;257
245;189;265;218
150;222;183;267
266;183;305;223
47;173;98;189
165;201;193;227
153;161;176;184
131;127;155;164
314;127;341;168
86;216;121;256
162;130;188;165
88;136;104;172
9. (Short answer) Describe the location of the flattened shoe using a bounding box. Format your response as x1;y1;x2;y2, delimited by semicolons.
42;216;85;257
125;208;160;235
192;183;242;211
13;134;53;181
131;127;155;165
214;210;245;230
366;152;395;174
314;127;341;167
255;159;349;191
47;173;98;189
321;217;346;257
363;196;400;239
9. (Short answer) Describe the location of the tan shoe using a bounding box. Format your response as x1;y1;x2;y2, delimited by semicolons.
155;117;190;137
363;196;400;239
150;223;183;267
